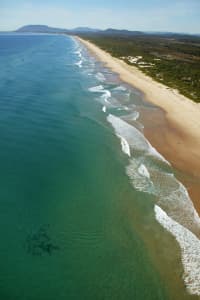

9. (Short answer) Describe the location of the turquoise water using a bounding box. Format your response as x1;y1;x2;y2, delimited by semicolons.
0;34;199;299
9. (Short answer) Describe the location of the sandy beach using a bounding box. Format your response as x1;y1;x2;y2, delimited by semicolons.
76;36;200;214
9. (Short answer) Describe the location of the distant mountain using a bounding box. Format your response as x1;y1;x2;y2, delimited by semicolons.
16;25;101;34
15;25;200;38
16;25;68;33
145;31;198;36
72;27;101;33
103;28;144;36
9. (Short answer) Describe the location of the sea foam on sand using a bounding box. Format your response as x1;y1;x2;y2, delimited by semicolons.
112;85;127;91
89;85;111;103
102;106;106;113
77;36;200;296
107;114;168;163
95;72;106;82
155;205;200;296
138;163;150;178
117;134;131;157
107;114;200;233
108;113;200;296
75;49;83;68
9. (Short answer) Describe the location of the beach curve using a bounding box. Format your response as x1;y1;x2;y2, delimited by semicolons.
74;36;200;214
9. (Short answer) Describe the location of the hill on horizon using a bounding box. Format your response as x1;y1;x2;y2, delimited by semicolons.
16;25;68;33
15;25;200;37
16;25;101;34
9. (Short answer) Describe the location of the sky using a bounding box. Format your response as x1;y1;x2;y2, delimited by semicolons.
0;0;200;33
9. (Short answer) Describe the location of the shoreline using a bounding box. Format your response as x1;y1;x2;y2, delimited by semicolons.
75;36;200;215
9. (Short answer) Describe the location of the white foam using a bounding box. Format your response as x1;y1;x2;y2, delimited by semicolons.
113;85;127;91
101;90;111;103
124;111;140;121
106;108;200;296
151;171;200;233
108;114;149;151
75;59;83;68
107;113;200;231
89;85;111;103
107;114;167;163
147;142;169;164
73;39;79;49
126;157;200;233
95;72;106;82
117;135;131;157
154;205;200;296
138;164;150;178
75;49;82;56
126;158;154;193
74;47;84;68
72;37;80;49
108;113;200;231
88;85;104;93
102;106;106;113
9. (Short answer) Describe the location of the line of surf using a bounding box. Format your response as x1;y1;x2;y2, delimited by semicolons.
75;48;83;68
88;85;112;105
73;36;200;296
107;114;168;163
107;112;200;296
155;205;200;296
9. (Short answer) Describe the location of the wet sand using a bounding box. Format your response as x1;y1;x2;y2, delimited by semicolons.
139;105;200;215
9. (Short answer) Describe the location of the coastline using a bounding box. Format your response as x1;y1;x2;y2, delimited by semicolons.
75;36;200;215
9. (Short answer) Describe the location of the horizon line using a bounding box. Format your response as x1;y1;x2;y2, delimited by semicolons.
0;24;200;36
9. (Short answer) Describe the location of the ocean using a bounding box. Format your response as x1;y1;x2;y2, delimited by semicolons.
0;34;199;300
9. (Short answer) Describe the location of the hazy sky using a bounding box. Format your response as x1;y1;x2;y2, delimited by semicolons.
1;0;200;33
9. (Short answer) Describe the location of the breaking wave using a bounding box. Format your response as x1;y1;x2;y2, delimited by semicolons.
75;49;83;68
123;111;140;121
74;37;200;296
117;135;131;157
126;158;154;193
102;106;106;113
88;85;112;104
88;85;104;93
101;90;111;103
155;205;200;296
95;72;106;82
107;114;168;163
138;163;150;178
112;85;127;91
107;112;200;296
75;60;83;68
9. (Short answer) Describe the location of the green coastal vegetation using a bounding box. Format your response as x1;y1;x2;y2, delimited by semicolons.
77;31;200;102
